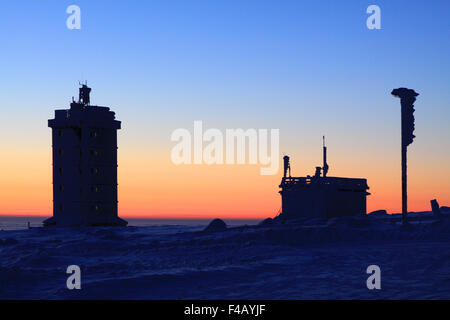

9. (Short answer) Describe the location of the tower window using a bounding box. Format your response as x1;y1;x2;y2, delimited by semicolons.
90;150;99;157
59;185;64;192
58;130;63;137
59;167;63;175
59;204;64;211
58;149;63;156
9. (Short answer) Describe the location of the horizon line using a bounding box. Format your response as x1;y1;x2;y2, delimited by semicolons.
0;214;267;220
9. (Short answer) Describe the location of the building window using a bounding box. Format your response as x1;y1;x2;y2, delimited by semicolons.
59;185;64;192
59;204;64;211
58;149;63;156
91;168;99;174
90;150;99;157
58;130;63;137
90;131;98;138
59;167;63;175
91;186;99;193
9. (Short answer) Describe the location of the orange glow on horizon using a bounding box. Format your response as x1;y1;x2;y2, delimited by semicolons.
0;144;448;219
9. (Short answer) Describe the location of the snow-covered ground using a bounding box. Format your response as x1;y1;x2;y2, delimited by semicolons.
1;212;450;299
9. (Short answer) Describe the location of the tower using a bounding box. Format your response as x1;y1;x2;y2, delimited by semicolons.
44;84;127;227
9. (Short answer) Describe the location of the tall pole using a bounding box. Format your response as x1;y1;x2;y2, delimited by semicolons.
322;136;329;177
392;88;419;225
401;142;407;224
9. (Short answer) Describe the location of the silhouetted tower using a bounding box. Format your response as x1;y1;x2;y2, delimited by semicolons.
44;84;127;227
391;88;419;225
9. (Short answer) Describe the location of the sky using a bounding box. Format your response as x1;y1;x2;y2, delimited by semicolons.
0;0;449;219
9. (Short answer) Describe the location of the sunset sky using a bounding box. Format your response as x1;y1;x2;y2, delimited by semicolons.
0;1;449;219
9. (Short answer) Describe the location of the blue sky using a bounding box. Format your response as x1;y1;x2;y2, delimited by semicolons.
1;1;448;132
0;1;449;215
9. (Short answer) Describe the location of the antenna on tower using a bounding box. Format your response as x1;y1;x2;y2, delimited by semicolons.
283;155;291;178
78;82;91;106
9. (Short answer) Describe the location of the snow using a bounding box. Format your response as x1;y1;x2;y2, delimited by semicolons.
1;213;449;299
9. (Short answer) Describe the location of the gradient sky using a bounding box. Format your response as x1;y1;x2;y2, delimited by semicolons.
0;0;449;218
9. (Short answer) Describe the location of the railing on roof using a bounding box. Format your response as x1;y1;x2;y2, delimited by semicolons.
280;176;369;190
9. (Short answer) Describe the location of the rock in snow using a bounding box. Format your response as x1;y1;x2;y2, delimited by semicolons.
368;209;388;216
203;219;227;233
258;218;274;226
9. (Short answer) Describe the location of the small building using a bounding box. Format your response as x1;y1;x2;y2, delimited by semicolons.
279;138;370;220
43;84;127;227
